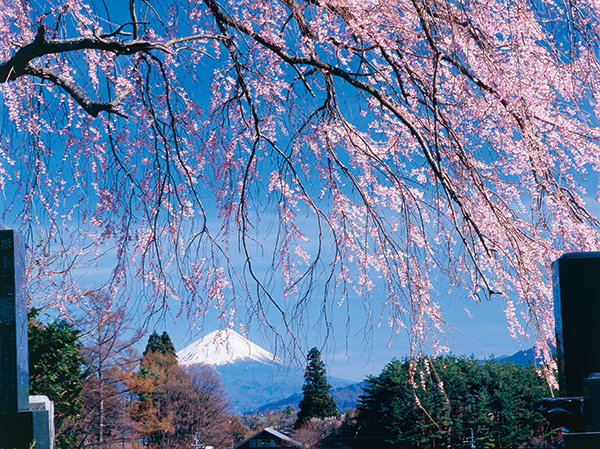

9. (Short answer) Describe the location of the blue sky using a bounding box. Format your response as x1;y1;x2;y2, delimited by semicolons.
50;227;535;383
165;293;528;382
0;0;560;385
150;267;531;382
6;178;539;383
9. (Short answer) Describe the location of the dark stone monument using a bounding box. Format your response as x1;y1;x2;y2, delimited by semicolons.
553;252;600;397
0;228;54;449
0;228;35;448
0;228;28;411
539;252;600;448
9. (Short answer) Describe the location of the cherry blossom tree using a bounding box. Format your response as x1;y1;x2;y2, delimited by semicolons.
2;0;600;365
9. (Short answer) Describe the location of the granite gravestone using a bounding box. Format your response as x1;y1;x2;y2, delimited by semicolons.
30;395;55;449
553;252;600;397
543;252;600;448
0;228;54;449
0;228;35;448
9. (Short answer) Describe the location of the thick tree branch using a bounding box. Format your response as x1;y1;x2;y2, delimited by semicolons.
23;63;130;118
0;23;228;117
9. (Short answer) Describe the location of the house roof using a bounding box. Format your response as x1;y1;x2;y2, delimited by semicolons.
232;427;303;449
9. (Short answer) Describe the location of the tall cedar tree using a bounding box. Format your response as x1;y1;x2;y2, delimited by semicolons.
28;308;88;449
295;348;339;429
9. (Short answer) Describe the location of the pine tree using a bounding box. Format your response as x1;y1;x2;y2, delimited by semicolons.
295;347;339;429
353;356;552;449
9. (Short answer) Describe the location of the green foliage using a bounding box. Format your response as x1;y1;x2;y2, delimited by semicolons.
354;356;553;449
295;347;339;429
143;331;177;357
28;308;88;449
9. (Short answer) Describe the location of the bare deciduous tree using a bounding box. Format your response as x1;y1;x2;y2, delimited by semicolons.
75;292;144;448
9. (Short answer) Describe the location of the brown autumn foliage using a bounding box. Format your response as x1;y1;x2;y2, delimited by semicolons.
130;341;245;448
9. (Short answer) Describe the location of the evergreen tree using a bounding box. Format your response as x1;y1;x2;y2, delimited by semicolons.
354;356;553;449
134;331;180;447
143;331;177;357
295;347;339;429
28;308;88;449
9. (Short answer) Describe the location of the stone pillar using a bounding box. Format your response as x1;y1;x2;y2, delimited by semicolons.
30;395;55;449
0;228;34;448
551;253;600;448
553;252;600;397
0;228;28;411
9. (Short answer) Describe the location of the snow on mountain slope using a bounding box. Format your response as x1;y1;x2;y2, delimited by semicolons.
177;329;279;367
177;329;353;412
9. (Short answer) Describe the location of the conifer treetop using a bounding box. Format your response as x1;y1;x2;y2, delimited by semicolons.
296;347;339;428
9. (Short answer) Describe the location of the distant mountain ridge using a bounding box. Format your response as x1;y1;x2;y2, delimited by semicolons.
496;342;556;365
177;331;552;413
177;329;554;413
176;329;352;413
257;381;367;413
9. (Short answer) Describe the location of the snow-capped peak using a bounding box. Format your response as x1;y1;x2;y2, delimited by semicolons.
177;329;278;367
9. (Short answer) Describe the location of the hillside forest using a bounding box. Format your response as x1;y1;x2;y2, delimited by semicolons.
29;307;555;449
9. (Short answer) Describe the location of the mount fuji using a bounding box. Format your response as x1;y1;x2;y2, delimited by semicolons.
178;329;279;367
177;329;353;413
